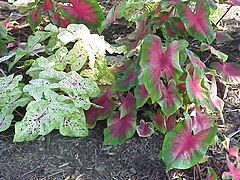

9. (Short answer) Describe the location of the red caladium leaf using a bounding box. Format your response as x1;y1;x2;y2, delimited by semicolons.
28;8;42;31
50;12;70;28
190;108;213;134
150;112;166;133
186;49;206;69
139;34;188;103
103;112;136;145
134;85;149;108
209;77;224;113
113;61;139;92
136;119;155;137
177;0;215;43
119;92;136;118
207;167;218;180
160;114;217;171
186;68;209;107
155;11;172;26
211;62;240;84
166;115;176;131
86;91;116;129
62;0;104;28
42;0;53;11
158;80;183;117
222;160;240;179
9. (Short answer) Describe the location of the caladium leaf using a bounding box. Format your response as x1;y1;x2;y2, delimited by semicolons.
61;0;104;28
211;62;240;84
136;119;154;137
207;167;218;180
139;34;187;103
155;11;172;26
158;80;183;117
160;114;217;171
86;91;116;129
28;8;42;31
119;92;136;118
190;108;213;134
209;77;224;113
42;0;53;11
113;61;139;92
186;49;206;69
59;109;88;137
103;112;136;145
200;43;228;62
50;12;70;28
177;0;215;43
150;112;166;133
134;85;149;108
222;160;240;179
186;68;209;107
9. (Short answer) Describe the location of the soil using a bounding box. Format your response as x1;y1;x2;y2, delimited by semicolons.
0;1;240;180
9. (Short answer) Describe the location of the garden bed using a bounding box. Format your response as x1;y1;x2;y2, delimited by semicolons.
0;1;240;179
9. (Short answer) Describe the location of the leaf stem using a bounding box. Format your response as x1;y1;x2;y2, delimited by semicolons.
214;5;233;29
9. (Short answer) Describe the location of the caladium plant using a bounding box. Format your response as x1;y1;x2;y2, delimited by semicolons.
8;0;103;30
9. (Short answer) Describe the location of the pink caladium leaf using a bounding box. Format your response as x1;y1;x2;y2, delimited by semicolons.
86;91;116;129
211;62;240;84
177;0;215;43
113;61;139;92
186;68;209;107
103;112;136;145
209;77;224;112
158;80;183;117
215;32;233;43
186;49;206;69
150;112;166;133
139;34;188;103
207;167;218;180
134;85;149;108
62;0;104;28
28;8;42;31
50;12;70;28
160;113;217;171
155;11;172;26
42;0;53;11
119;92;136;118
136;119;155;137
222;159;240;179
190;108;213;134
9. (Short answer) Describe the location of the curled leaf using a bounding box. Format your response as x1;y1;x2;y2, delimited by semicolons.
136;119;154;138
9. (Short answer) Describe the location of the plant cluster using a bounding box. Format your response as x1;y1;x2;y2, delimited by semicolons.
1;0;240;176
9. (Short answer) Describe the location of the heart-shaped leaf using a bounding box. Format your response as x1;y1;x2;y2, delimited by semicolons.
42;0;53;11
177;0;215;43
150;112;166;133
134;85;149;108
190;108;213;134
28;8;42;31
61;0;104;28
186;49;206;69
222;160;240;179
211;62;240;84
160;114;217;171
136;119;154;137
103;112;136;145
86;91;116;129
158;80;183;117
139;34;187;103
186;68;209;107
119;92;136;118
